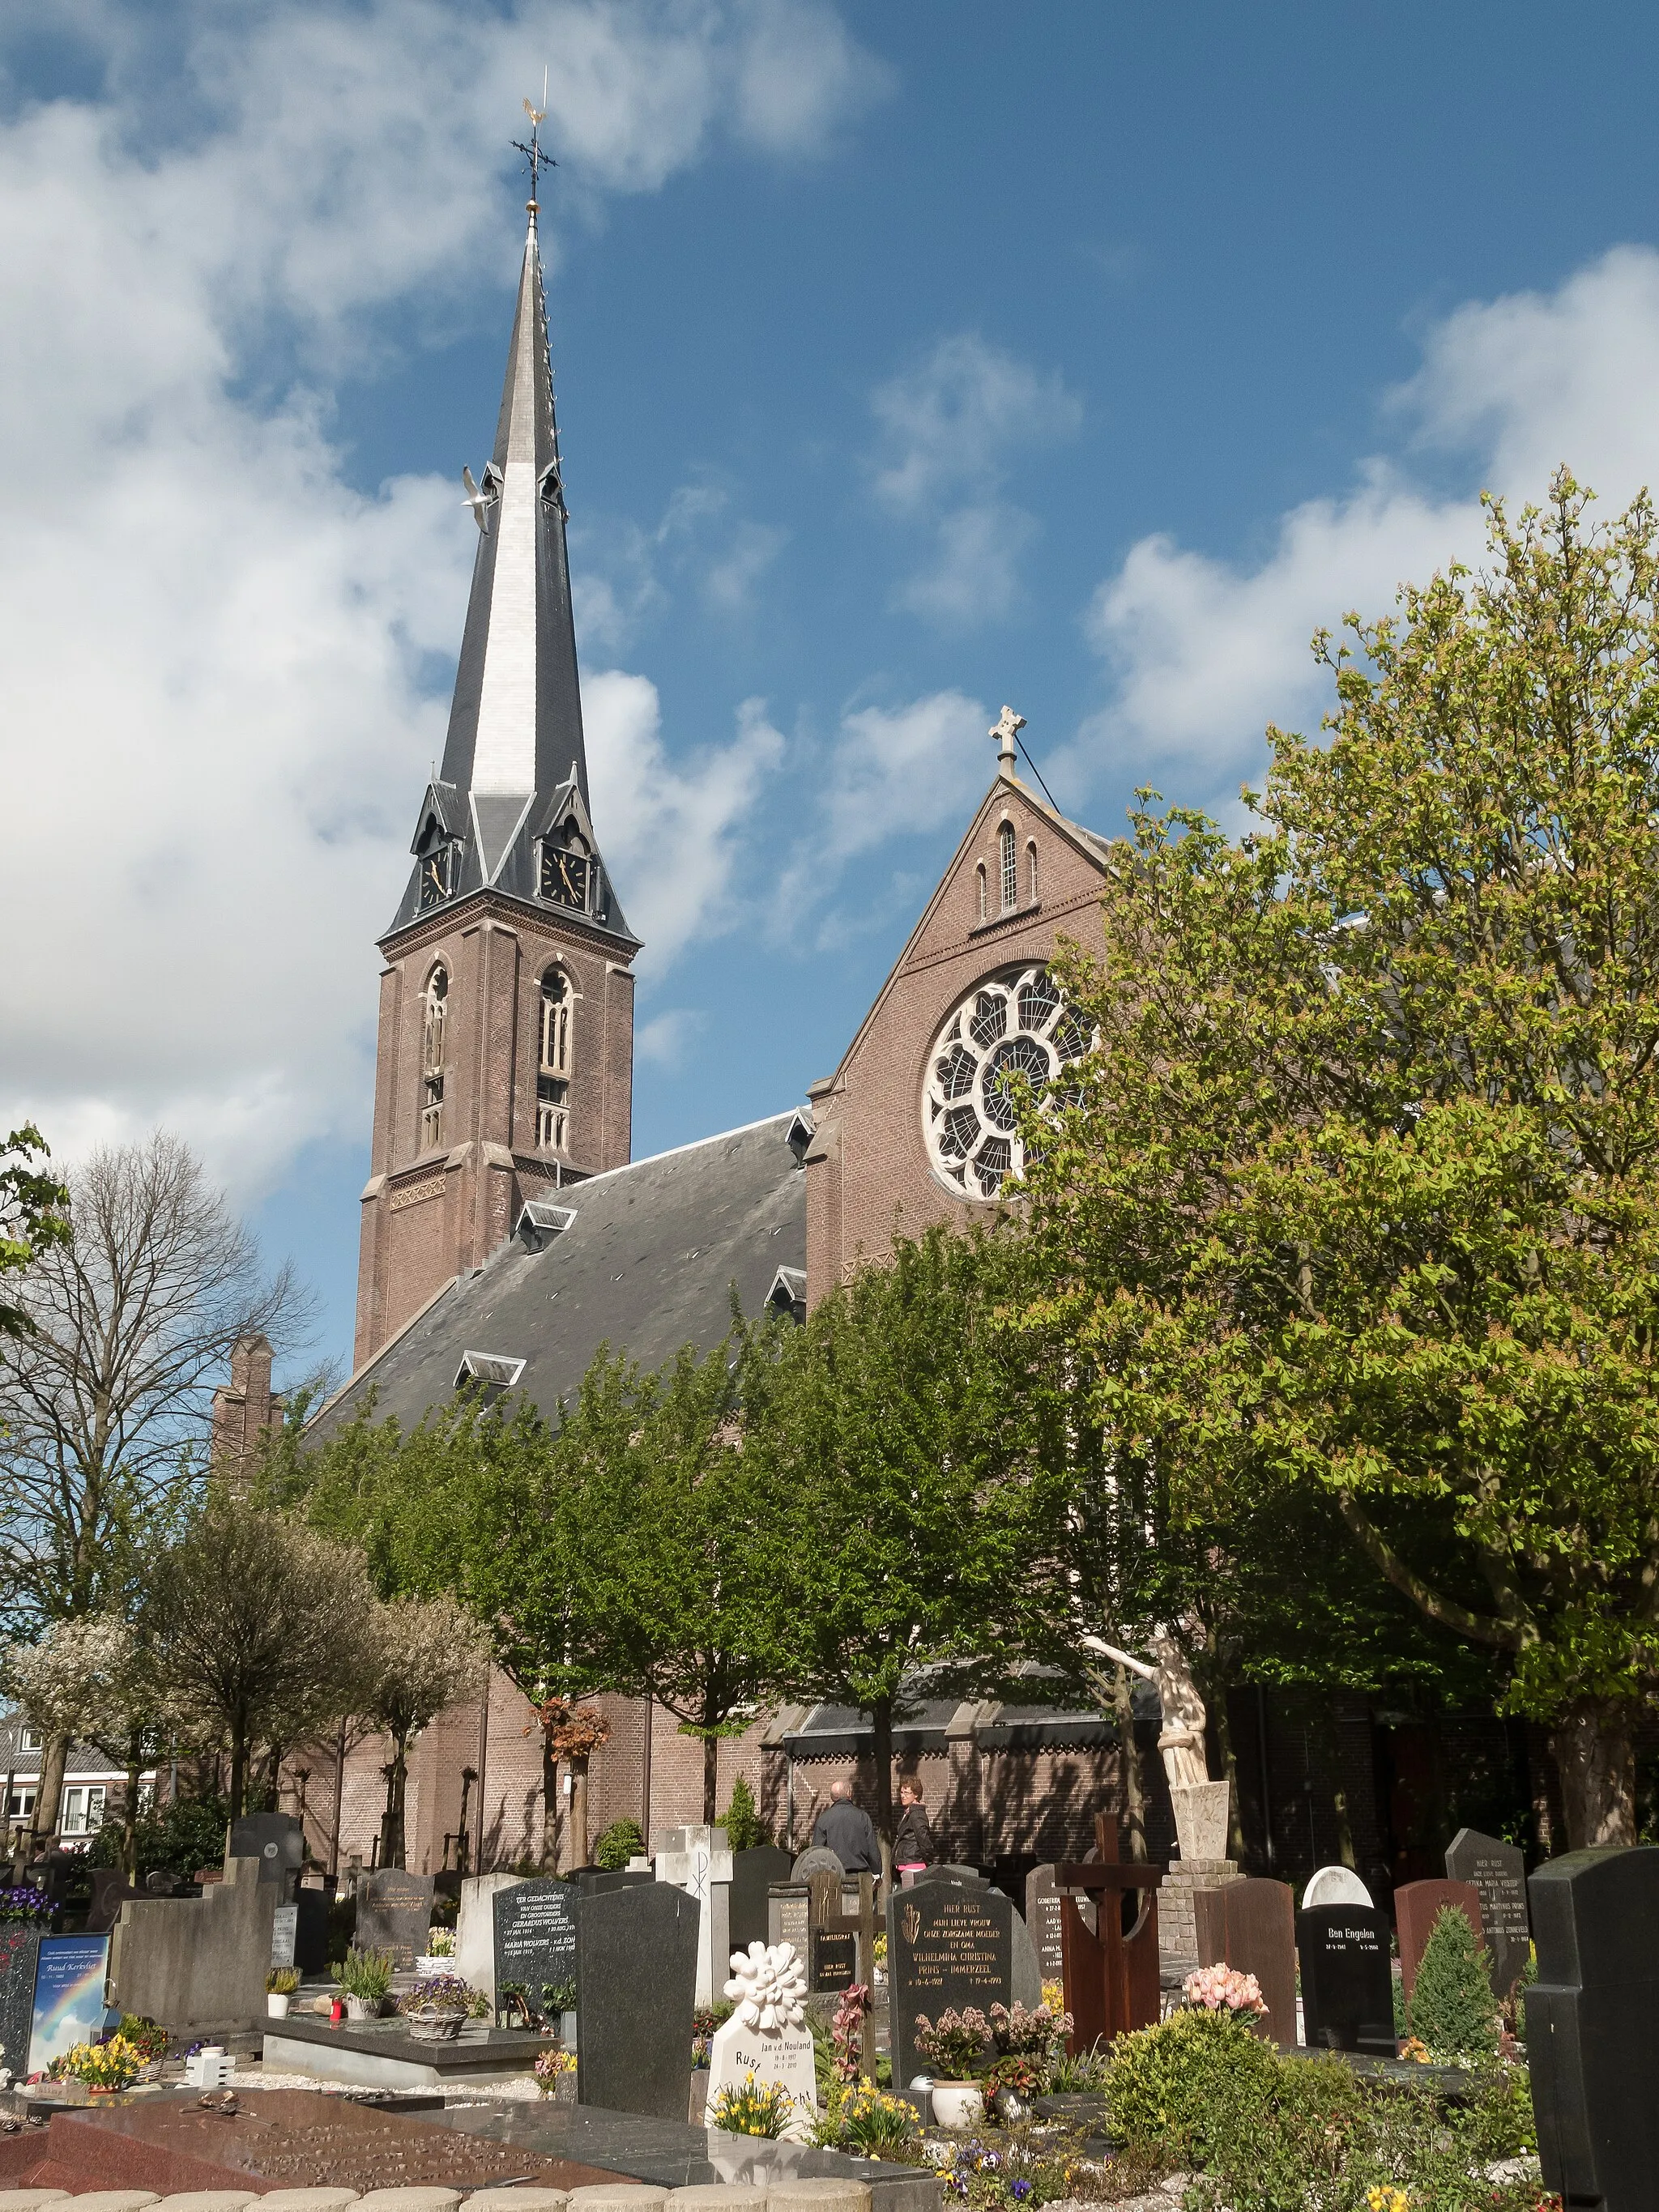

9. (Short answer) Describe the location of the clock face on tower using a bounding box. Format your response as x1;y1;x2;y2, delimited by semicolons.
539;843;591;910
417;846;454;909
921;964;1091;1199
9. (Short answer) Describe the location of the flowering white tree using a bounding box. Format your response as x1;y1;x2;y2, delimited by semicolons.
361;1595;488;1870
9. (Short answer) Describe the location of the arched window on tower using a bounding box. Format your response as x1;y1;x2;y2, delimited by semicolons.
420;967;447;1152
537;966;572;1153
1027;838;1038;903
1000;820;1017;912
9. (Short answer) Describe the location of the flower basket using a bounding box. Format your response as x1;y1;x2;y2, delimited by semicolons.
405;2006;465;2043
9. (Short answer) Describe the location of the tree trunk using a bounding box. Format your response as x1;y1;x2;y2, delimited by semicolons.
122;1737;143;1880
1208;1677;1245;1860
541;1726;560;1870
379;1736;408;1869
330;1720;348;1877
1553;1698;1636;1847
571;1755;590;1868
30;1733;69;1852
871;1692;894;1852
1113;1667;1147;1861
228;1732;248;1822
703;1734;719;1827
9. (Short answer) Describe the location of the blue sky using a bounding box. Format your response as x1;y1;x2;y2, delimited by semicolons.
8;2;1659;1378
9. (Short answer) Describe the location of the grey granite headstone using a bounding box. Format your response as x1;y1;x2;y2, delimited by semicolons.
229;1811;305;1893
768;1882;809;1959
354;1867;434;1970
888;1873;1013;2094
575;1877;698;2121
0;1924;42;2079
730;1844;794;1952
1026;1865;1064;1980
86;1869;142;1934
493;1877;578;2018
791;1845;843;1880
1446;1826;1530;1999
1010;1906;1043;2009
1529;1843;1659;2212
108;1855;276;2036
1296;1904;1395;2056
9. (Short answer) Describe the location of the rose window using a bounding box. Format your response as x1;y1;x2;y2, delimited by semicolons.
921;964;1090;1198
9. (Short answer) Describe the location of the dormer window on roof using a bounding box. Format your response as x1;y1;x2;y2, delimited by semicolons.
515;1200;577;1251
767;1265;807;1323
455;1349;527;1393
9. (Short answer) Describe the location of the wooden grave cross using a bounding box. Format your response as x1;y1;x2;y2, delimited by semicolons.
1054;1811;1166;2049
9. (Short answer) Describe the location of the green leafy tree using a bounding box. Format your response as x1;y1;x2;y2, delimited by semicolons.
719;1775;771;1849
751;1225;1066;1849
1018;473;1659;1848
0;1124;70;1342
1408;1906;1499;2061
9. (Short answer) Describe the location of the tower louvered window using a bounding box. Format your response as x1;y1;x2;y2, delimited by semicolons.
420;969;448;1151
537;967;572;1153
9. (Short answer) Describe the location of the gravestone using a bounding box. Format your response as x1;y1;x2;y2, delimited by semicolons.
767;1882;810;1960
1302;1865;1373;1909
730;1843;794;1953
1529;1843;1659;2212
85;1869;142;1934
790;1845;843;1880
294;1886;330;1974
229;1811;305;1895
0;1924;42;2080
455;1871;522;2006
271;1903;299;1969
354;1867;434;1970
1025;1864;1094;1992
27;1933;110;2076
655;1824;733;2005
805;1871;876;1999
1446;1826;1531;2000
575;1877;698;2121
1296;1904;1395;2056
887;1871;1013;2094
1195;1877;1298;2048
493;1877;578;2019
1009;1905;1044;2009
1393;1877;1483;2005
568;1867;653;1896
109;1854;276;2036
706;1940;816;2140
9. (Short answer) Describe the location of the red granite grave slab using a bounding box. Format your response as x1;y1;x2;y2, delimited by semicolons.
1394;1877;1484;2003
4;2091;624;2196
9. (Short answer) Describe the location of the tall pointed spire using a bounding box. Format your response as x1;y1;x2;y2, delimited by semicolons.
386;163;633;948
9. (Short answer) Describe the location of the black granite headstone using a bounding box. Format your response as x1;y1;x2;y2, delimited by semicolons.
354;1868;434;1970
294;1887;330;1975
811;1928;857;1992
767;1881;810;1960
229;1812;305;1894
1529;1843;1659;2211
0;1924;42;2080
887;1873;1013;2093
1446;1826;1531;1999
730;1844;794;1953
493;1878;579;2016
1296;1905;1395;2056
574;1878;697;2121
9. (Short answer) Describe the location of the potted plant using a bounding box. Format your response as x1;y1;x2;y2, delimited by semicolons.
415;1924;457;1975
913;2007;991;2128
118;2014;168;2082
397;1974;477;2042
49;2035;142;2096
534;2046;577;2100
335;1945;396;2021
267;1966;301;2018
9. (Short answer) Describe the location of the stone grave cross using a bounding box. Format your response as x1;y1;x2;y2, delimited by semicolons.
1055;1811;1166;2047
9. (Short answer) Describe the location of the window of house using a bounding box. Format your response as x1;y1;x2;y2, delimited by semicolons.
1000;821;1017;911
6;1786;36;1823
19;1728;40;1752
421;968;447;1151
59;1784;105;1836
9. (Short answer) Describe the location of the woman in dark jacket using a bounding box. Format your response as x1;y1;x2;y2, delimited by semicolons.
893;1779;936;1873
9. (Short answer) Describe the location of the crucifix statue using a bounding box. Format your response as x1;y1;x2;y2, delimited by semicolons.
1082;1630;1210;1789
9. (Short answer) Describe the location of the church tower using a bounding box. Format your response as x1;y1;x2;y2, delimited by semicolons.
355;183;637;1368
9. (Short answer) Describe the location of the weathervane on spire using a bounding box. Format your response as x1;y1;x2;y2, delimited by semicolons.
512;71;557;216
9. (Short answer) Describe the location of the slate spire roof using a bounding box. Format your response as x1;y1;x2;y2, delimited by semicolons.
386;202;633;945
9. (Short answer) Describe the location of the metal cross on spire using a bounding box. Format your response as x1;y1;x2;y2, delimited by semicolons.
512;75;557;216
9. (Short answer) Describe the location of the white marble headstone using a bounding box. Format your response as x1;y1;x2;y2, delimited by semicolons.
1301;1865;1373;1909
706;1939;816;2142
655;1824;735;2005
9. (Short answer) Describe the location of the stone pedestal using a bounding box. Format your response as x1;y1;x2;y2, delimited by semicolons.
1170;1780;1231;1861
1158;1856;1241;1986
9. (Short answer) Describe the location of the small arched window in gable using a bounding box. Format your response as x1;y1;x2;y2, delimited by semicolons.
976;863;987;923
1000;820;1017;912
420;967;448;1151
1027;839;1038;903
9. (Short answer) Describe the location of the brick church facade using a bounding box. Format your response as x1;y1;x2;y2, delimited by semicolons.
290;185;1553;1900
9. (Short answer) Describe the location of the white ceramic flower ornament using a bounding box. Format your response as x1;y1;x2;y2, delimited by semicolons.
723;1938;808;2031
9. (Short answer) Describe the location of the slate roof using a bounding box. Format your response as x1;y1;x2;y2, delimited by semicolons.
313;1110;809;1438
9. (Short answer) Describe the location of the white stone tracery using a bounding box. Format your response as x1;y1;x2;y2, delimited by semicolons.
921;962;1090;1199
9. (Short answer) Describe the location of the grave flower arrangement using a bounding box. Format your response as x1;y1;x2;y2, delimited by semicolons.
49;2035;142;2092
396;1974;476;2017
534;2047;577;2095
117;2015;168;2065
424;1926;456;1957
812;2084;921;2158
915;2007;992;2080
831;1980;871;2082
0;1884;52;1925
334;1945;397;2016
710;2073;797;2139
929;2131;1080;2210
692;2000;735;2068
1181;1963;1268;2018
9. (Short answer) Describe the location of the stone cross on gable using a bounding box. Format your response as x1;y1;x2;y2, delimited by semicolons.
991;705;1026;769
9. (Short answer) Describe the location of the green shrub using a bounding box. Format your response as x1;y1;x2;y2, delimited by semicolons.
1407;1906;1500;2061
1102;2006;1280;2163
335;1946;397;2002
88;1792;237;1883
594;1818;644;1871
719;1776;771;1850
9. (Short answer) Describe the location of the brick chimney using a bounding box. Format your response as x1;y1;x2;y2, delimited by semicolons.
211;1332;284;1484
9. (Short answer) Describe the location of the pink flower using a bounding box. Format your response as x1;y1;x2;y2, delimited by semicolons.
1181;1964;1267;2016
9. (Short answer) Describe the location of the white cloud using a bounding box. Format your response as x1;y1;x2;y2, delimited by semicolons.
0;0;882;1202
872;334;1081;626
571;483;787;650
585;677;785;957
1075;245;1659;816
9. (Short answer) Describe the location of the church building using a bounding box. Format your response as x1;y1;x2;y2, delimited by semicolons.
304;184;1529;1900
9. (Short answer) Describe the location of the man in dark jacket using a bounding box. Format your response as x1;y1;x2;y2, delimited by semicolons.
810;1777;881;1873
